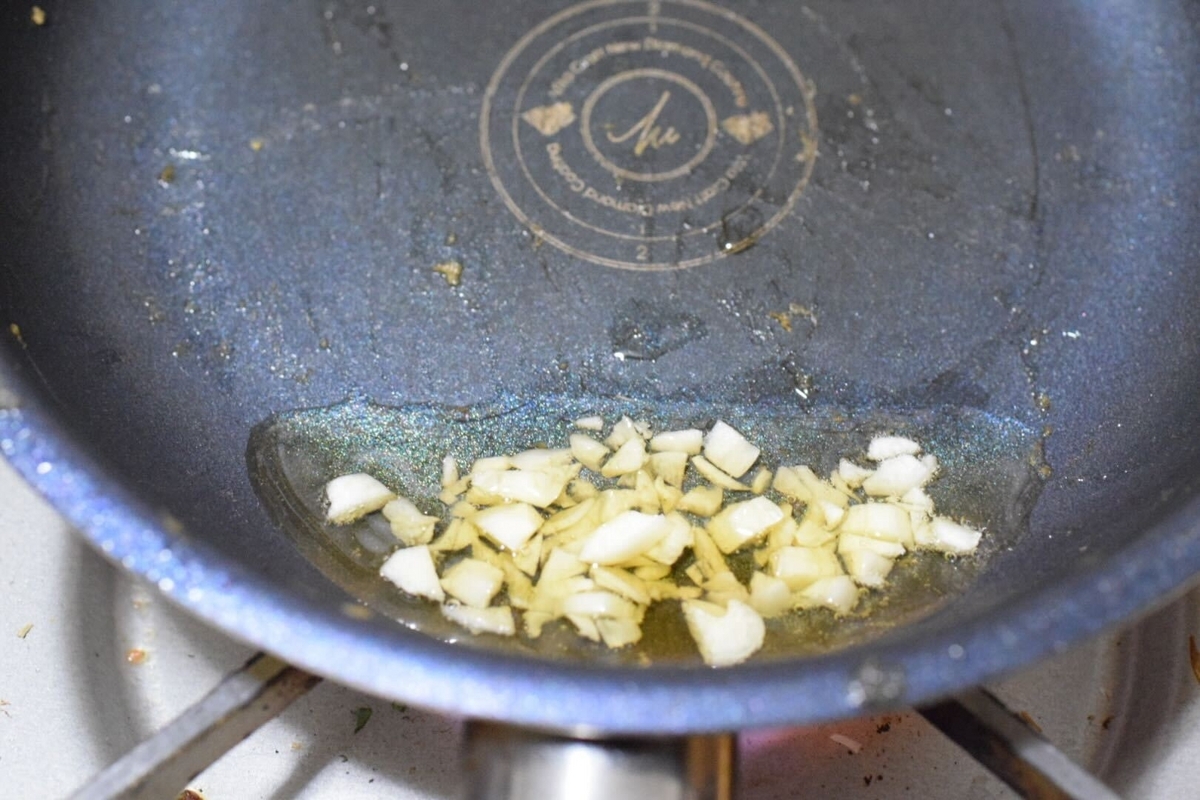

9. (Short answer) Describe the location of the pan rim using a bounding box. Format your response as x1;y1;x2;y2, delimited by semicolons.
3;358;1199;732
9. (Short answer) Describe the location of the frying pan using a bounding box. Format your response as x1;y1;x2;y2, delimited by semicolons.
3;0;1200;739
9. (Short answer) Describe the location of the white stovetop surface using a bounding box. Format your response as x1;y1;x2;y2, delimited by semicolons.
2;454;1199;799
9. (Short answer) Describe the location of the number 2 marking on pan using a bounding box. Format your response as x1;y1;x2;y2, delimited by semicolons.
636;244;649;261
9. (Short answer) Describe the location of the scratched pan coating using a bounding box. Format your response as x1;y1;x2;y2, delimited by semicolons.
1;0;1199;731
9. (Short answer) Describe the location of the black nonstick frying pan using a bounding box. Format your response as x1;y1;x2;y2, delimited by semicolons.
2;0;1199;738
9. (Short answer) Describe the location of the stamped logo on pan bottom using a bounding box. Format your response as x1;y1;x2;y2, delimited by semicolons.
481;0;818;271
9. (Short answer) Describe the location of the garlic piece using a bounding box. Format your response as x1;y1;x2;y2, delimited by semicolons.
441;603;515;636
707;496;786;553
440;558;505;608
840;548;896;588
837;458;874;489
799;576;860;615
648;450;688;488
769;546;844;590
915;517;983;555
509;447;574;471
578;511;669;565
644;512;693;566
677;485;724;517
601;437;648;478
862;454;935;498
381;497;439;545
867;435;922;461
749;572;792;618
605;416;643;449
325;473;396;524
838;502;913;545
683;599;766;667
703;421;761;478
569;433;610;471
470;468;571;508
691;456;750;491
649;428;704;454
380;544;444;601
472;503;544;551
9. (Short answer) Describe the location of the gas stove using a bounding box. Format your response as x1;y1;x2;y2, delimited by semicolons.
3;454;1197;798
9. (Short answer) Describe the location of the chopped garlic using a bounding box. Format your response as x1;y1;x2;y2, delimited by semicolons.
774;465;848;509
837;458;874;489
561;590;640;619
703;421;761;478
840;548;896;588
380;545;444;601
325;473;396;524
770;546;844;590
817;500;846;530
567;613;601;641
634;563;672;581
329;417;985;668
677;485;724;517
916;517;983;555
569;433;609;471
596;489;638;522
799;576;860;615
895;487;935;514
509;447;573;471
792;511;838;547
605;416;643;449
867;435;921;461
601;437;648;478
381;497;438;545
471;455;511;473
707;496;786;553
839;502;913;545
862;454;935;498
512;534;543;577
578;510;669;565
654;476;683;513
749;572;793;617
472;503;543;551
838;533;906;559
750;467;773;495
649;428;704;454
441;603;515;636
540;548;588;583
591;565;652;605
644;512;693;565
704;571;751;605
440;558;504;608
683;599;765;667
596;617;643;648
441;456;460;489
470;468;571;508
541;498;597;535
648;450;688;488
692;455;750;491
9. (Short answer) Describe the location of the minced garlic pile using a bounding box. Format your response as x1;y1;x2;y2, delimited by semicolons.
324;416;981;667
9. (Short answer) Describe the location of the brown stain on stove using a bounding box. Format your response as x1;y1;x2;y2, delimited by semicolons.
125;647;147;665
1189;635;1200;684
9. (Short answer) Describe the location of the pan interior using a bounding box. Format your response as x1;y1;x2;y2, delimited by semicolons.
2;0;1198;717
